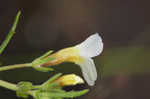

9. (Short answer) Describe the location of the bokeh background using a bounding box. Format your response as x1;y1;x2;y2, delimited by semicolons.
0;0;150;99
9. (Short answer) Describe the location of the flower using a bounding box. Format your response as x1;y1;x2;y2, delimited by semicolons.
41;33;103;86
54;74;84;86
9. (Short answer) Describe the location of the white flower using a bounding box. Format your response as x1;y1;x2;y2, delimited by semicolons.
41;33;104;86
74;33;103;86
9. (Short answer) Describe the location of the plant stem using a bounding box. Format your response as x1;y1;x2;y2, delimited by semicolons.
0;11;21;55
0;80;18;91
0;63;32;71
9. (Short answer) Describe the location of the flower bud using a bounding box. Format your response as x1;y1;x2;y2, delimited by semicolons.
55;74;84;86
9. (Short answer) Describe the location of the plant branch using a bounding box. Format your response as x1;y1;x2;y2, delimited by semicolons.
0;11;21;54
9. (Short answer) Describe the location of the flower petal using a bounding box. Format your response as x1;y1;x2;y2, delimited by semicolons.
75;33;103;58
78;57;97;86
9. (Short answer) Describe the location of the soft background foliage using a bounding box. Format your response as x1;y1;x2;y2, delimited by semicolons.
0;0;150;99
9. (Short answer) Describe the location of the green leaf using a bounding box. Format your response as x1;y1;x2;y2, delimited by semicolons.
33;66;54;72
38;57;55;65
32;57;55;66
32;50;54;66
39;50;53;59
0;11;21;54
16;81;32;98
41;73;62;91
43;73;62;86
39;89;89;98
33;90;53;99
49;89;66;93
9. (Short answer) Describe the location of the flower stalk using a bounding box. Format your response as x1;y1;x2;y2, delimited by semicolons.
0;80;18;91
0;63;32;71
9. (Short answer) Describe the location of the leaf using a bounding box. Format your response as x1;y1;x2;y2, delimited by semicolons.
39;89;89;98
49;89;66;93
42;73;62;89
43;73;62;85
33;66;54;72
39;50;53;59
32;57;55;66
0;11;21;54
32;50;54;66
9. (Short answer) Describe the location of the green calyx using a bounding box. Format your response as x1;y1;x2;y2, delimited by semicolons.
32;50;55;72
16;82;33;98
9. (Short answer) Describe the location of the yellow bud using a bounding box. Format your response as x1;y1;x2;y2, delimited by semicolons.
55;74;84;86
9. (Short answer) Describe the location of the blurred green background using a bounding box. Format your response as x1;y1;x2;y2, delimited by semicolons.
0;0;150;99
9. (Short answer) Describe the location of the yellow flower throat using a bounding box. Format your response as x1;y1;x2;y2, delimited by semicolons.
41;47;83;67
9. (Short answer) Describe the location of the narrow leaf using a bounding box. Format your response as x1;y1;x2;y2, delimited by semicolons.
39;50;53;59
43;73;62;86
33;66;54;72
0;11;21;54
38;57;55;65
40;89;89;98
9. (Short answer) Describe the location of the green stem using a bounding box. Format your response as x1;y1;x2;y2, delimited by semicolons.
0;80;34;96
0;80;18;91
0;11;21;55
0;80;35;97
0;63;32;71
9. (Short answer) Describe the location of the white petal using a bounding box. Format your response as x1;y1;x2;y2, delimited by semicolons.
78;57;97;86
75;33;103;58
